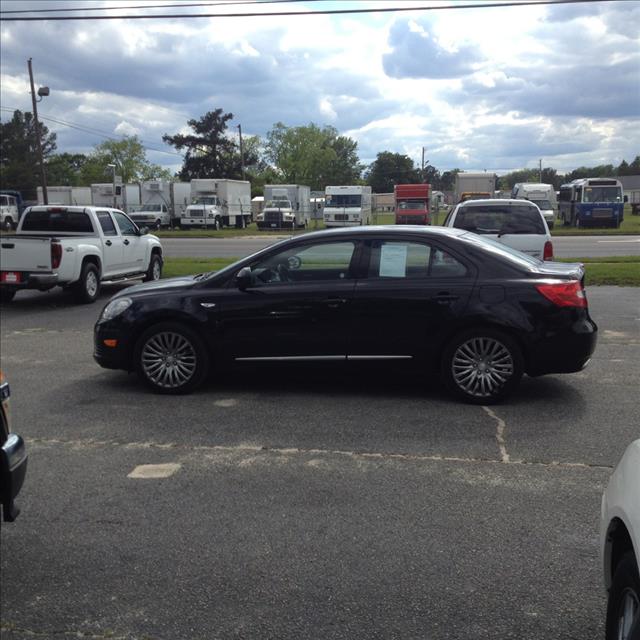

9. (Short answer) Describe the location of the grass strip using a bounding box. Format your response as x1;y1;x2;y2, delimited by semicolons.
163;256;639;286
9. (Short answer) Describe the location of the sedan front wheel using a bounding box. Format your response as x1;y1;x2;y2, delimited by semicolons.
442;328;523;404
135;322;209;394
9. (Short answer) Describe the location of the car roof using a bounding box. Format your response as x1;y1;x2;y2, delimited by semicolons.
456;198;537;207
288;225;469;241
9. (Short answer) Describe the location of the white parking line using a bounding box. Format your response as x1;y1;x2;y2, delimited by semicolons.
128;463;181;479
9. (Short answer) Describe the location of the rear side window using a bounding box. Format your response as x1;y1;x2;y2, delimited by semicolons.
21;209;94;233
96;211;117;236
453;204;545;234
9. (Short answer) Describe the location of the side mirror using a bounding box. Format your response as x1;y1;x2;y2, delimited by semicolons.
139;226;149;235
236;266;252;290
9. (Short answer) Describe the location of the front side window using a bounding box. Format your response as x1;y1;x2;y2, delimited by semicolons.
112;211;138;236
368;241;468;279
247;241;356;285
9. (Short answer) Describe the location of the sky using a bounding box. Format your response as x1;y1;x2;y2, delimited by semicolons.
1;0;638;176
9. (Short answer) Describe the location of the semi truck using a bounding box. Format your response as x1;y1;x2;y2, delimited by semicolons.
394;184;431;225
323;185;372;227
256;184;311;229
511;183;557;229
128;181;190;229
181;179;251;229
454;172;497;203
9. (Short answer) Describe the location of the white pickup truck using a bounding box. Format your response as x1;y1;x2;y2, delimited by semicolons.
0;206;163;304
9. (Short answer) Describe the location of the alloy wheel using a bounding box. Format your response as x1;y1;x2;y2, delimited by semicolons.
141;331;197;389
616;588;639;640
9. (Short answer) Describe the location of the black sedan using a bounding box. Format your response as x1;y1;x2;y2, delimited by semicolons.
94;226;597;403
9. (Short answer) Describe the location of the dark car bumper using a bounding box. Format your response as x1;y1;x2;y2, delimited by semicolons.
93;324;134;371
526;317;598;376
1;434;28;522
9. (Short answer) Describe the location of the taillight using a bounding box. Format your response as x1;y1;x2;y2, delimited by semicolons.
543;240;553;261
51;242;62;269
535;280;587;308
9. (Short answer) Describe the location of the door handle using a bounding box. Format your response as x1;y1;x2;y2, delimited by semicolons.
123;239;130;245
105;240;112;246
323;298;347;308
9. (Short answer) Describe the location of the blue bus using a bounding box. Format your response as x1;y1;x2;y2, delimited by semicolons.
558;178;625;228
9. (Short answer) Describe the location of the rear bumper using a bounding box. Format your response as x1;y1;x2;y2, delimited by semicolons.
1;272;59;291
526;318;598;375
1;434;28;522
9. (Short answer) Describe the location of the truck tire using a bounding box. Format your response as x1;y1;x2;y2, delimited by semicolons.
2;217;14;232
73;262;100;304
0;288;16;303
143;254;162;282
154;219;162;230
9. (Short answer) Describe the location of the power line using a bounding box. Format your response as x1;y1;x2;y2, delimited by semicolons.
0;0;308;15
0;0;603;22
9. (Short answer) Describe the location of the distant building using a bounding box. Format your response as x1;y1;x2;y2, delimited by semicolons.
618;175;640;205
372;192;394;212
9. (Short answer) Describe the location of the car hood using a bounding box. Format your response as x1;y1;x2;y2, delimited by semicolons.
113;276;197;299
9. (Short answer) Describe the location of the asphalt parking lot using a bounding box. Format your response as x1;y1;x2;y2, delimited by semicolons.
1;284;639;640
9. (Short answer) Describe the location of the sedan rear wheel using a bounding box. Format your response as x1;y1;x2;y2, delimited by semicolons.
135;322;209;394
442;329;523;404
606;552;640;640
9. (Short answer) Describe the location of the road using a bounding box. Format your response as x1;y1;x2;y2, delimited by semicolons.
161;235;640;260
1;285;639;639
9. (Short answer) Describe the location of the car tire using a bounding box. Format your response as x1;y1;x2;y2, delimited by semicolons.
135;322;209;394
155;219;162;230
441;328;524;404
0;288;16;303
143;254;162;282
606;551;640;640
73;262;100;304
3;217;14;232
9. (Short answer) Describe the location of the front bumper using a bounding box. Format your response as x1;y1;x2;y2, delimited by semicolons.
1;434;28;522
93;323;133;371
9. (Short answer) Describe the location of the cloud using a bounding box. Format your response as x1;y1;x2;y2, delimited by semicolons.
383;19;483;79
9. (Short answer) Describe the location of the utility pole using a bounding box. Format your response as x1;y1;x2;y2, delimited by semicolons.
539;158;543;182
237;124;245;181
421;147;425;181
28;58;48;205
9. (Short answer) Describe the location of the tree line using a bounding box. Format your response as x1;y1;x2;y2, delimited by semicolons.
1;107;638;200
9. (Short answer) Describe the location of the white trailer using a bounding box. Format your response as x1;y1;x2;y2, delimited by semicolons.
37;186;92;206
323;185;372;227
171;182;191;224
454;172;497;203
257;184;311;229
511;183;557;228
181;179;251;229
90;183;140;211
129;180;173;229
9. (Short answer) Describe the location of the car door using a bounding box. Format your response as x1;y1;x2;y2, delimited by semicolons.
95;210;125;276
201;239;360;360
349;237;476;362
112;210;147;272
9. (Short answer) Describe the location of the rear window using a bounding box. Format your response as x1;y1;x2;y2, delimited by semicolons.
459;233;542;269
453;204;545;234
21;209;94;233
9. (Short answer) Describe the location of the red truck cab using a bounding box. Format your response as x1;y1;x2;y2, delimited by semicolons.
394;184;431;225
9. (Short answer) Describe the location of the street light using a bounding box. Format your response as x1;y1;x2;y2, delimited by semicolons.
28;58;49;204
107;164;117;208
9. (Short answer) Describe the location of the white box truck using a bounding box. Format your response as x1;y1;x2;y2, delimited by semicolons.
181;179;251;229
90;183;140;211
454;172;497;203
257;185;311;229
323;185;372;227
37;186;92;206
511;183;557;228
129;180;173;229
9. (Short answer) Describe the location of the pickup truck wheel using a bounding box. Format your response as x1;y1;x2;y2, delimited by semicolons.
441;328;523;404
74;262;100;304
143;254;162;282
135;322;209;394
0;288;16;303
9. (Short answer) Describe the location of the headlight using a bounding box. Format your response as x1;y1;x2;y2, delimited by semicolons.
100;297;132;321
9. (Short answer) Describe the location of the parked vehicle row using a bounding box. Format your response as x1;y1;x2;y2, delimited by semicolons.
0;206;163;304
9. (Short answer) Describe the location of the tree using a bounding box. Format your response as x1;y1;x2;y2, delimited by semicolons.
46;153;88;186
365;152;420;193
78;136;171;184
439;169;459;192
265;123;363;190
0;109;57;199
163;109;242;180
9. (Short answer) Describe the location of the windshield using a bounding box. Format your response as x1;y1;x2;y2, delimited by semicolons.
582;186;622;203
193;196;218;205
266;199;292;208
530;199;552;210
397;199;427;210
453;204;545;234
325;194;362;207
